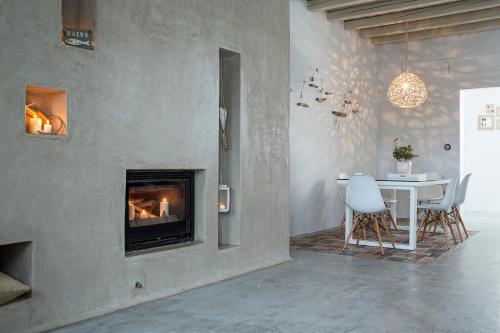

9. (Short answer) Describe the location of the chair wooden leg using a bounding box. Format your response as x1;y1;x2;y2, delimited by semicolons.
372;215;384;255
439;213;450;249
455;208;469;238
452;211;464;242
343;218;359;252
420;211;432;241
380;213;395;249
336;214;346;239
387;210;398;230
444;213;457;244
418;210;429;237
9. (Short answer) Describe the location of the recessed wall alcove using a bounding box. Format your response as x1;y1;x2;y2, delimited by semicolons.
0;242;33;303
218;48;241;249
25;85;67;137
62;0;96;50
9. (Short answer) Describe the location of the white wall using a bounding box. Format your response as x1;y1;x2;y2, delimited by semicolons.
377;30;500;179
289;0;380;236
460;87;500;213
376;30;500;216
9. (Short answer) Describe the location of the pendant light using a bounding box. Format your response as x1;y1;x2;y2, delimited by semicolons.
387;23;428;109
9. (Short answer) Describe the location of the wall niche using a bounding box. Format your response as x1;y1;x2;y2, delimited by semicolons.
25;85;67;137
218;48;241;250
62;0;96;50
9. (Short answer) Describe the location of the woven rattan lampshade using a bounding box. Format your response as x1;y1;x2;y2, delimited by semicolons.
387;23;427;109
387;71;427;109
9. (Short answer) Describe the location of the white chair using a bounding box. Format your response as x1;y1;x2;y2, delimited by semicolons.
418;176;459;248
336;186;347;238
418;172;443;204
451;173;472;241
343;175;395;255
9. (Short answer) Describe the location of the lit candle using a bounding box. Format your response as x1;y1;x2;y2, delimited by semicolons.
128;202;135;220
219;203;226;210
139;210;148;219
28;116;42;134
42;121;52;134
160;198;169;217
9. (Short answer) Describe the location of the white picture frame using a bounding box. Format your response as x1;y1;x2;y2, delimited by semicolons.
478;115;495;130
486;104;496;114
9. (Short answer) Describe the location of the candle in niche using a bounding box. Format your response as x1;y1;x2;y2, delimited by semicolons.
128;202;135;220
42;121;52;134
139;210;148;219
28;116;42;134
160;198;169;217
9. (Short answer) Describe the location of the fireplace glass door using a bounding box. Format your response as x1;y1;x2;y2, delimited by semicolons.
125;170;194;252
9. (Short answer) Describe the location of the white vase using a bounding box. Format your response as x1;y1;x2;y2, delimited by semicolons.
397;161;412;174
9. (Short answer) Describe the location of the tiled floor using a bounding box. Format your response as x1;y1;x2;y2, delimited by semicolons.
290;226;476;264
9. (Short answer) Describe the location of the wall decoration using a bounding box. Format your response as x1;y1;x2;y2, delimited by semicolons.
486;104;496;114
307;68;320;88
62;28;93;50
296;81;309;108
496;118;500;130
478;115;495;130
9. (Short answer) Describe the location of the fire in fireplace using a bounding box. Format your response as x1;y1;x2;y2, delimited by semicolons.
125;170;194;252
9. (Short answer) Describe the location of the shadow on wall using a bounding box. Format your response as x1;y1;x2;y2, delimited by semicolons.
289;0;379;236
377;31;500;178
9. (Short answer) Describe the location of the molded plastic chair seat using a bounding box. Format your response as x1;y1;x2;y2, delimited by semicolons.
343;175;395;254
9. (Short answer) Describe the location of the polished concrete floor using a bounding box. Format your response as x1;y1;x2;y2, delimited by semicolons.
52;213;500;333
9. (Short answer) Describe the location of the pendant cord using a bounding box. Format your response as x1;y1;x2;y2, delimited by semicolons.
405;22;409;72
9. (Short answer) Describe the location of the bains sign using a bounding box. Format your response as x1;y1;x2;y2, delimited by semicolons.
63;28;93;50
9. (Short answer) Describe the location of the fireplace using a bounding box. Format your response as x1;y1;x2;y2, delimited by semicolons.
125;170;195;252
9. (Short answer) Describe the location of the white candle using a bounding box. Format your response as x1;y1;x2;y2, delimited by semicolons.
28;116;42;134
128;203;135;220
42;122;52;134
139;210;148;219
160;198;169;217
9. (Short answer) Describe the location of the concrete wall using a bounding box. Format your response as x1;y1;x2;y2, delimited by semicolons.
0;1;290;332
289;0;380;236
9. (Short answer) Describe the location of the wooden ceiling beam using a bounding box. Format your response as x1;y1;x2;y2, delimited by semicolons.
327;0;460;21
307;0;378;12
371;18;500;44
360;6;500;37
344;0;500;29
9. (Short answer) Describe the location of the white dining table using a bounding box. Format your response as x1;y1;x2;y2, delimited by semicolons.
337;178;451;250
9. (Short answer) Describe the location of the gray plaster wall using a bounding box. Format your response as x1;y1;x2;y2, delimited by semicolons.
289;0;380;236
0;1;290;332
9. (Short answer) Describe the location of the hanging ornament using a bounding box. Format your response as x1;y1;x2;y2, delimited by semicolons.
387;22;428;109
316;88;327;103
296;81;310;108
308;68;320;88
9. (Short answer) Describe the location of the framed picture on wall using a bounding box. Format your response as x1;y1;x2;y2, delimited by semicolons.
486;104;496;113
496;106;500;117
478;115;495;130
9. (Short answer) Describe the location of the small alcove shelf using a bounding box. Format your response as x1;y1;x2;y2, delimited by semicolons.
61;0;96;50
0;241;33;305
25;85;67;138
218;48;241;250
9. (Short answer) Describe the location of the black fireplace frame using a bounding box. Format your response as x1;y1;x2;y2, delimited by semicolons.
125;170;195;253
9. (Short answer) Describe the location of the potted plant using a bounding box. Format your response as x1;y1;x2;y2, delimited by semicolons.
393;138;418;174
